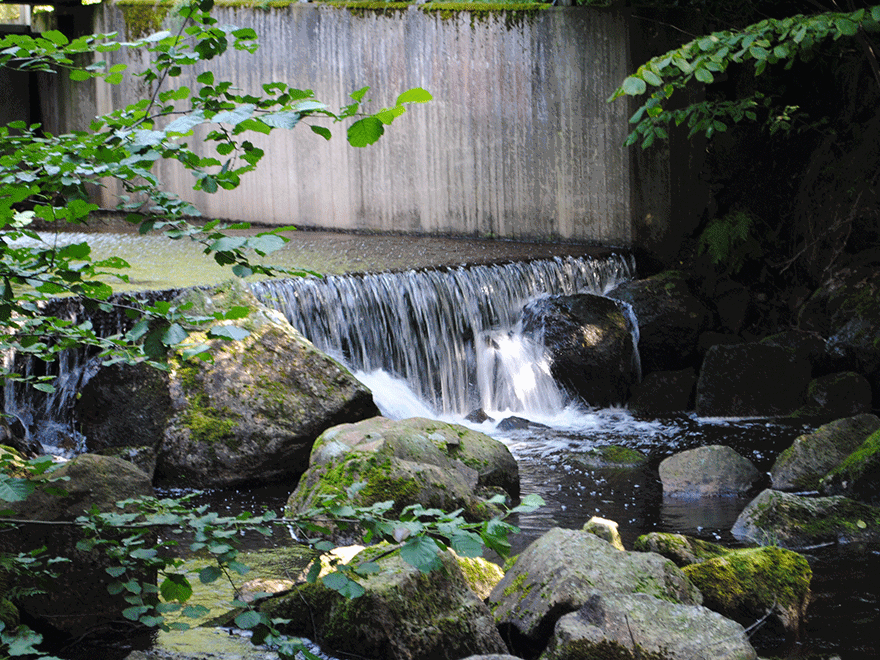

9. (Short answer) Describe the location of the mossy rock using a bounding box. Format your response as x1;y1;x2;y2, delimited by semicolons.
0;454;155;636
570;445;647;469
156;282;379;488
286;416;518;524
261;546;507;659
633;532;728;567
582;516;625;551
789;371;873;422
683;546;812;637
770;414;880;492
489;528;702;653
541;592;757;660
820;426;880;504
732;488;880;549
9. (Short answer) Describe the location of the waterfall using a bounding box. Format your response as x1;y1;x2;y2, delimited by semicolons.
251;254;636;418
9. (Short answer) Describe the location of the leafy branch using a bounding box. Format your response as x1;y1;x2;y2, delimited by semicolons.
0;0;431;388
610;6;880;147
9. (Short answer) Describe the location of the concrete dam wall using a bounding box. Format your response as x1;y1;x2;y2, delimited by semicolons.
34;3;689;249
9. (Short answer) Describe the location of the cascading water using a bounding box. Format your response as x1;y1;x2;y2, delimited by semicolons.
251;254;636;420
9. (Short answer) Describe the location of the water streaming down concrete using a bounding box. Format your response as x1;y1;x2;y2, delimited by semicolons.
251;253;635;416
66;5;638;244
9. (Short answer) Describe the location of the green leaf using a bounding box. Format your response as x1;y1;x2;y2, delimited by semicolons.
450;533;483;558
160;574;193;602
165;111;206;135
400;536;441;573
261;111;300;129
620;76;647;96
641;70;662;87
694;67;714;84
199;565;222;584
212;104;255;126
836;18;859;36
122;605;149;621
347;117;384;148
208;325;250;340
162;323;188;346
235;610;263;629
310;125;332;140
0;475;35;503
396;87;432;104
209;236;248;252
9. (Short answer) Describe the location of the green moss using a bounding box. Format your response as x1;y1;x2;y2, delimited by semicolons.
0;598;19;630
118;1;170;41
825;428;880;484
501;571;533;604
683;547;811;616
754;491;880;539
420;1;548;28
175;360;242;448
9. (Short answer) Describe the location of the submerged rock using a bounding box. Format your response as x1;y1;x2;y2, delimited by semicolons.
659;445;763;498
520;293;637;407
682;546;812;638
489;528;701;656
286;416;519;523
732;488;880;548
540;593;756;660
261;546;507;660
569;445;647;469
770;414;880;491
695;343;812;417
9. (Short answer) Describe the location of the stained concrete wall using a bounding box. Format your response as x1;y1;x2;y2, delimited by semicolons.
25;3;705;254
83;3;636;245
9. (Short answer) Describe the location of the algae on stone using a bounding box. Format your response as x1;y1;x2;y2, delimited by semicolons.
682;546;812;635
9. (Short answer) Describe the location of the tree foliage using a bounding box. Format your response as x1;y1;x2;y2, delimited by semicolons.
612;2;880;285
611;6;880;148
0;0;431;387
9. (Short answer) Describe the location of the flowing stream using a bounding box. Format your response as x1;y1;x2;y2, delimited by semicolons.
251;254;878;660
3;234;877;659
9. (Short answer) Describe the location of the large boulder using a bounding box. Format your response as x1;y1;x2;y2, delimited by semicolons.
608;270;712;373
0;454;154;636
540;593;756;660
286;416;519;522
695;343;812;417
627;367;696;415
732;488;880;548
150;282;379;488
790;371;873;421
659;445;763;498
759;329;831;376
819;426;880;504
798;261;880;405
520;293;638;407
488;528;701;657
261;546;508;660
75;362;172;459
682;546;812;638
770;414;880;491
